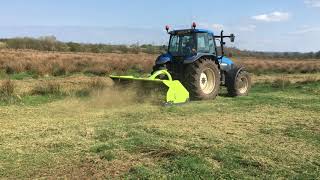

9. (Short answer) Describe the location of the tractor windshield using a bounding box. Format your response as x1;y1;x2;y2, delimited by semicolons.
168;34;196;56
168;32;215;56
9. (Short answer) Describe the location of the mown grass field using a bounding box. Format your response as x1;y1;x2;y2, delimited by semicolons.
1;77;319;178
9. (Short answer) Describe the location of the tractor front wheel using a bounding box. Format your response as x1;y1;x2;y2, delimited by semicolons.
226;70;251;97
184;59;220;100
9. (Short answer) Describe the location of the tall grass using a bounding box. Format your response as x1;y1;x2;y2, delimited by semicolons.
31;81;63;96
0;49;155;77
237;57;320;74
0;49;320;78
0;79;14;96
0;79;16;103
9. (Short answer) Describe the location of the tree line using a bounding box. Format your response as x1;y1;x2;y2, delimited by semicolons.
0;36;164;54
225;48;320;59
0;36;319;59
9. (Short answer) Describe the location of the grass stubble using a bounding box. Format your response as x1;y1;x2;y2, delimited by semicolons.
1;49;320;178
0;76;319;179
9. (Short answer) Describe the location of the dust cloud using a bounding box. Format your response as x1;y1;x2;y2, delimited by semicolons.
87;83;166;108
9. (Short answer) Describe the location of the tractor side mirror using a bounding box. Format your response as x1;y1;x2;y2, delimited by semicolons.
230;34;235;42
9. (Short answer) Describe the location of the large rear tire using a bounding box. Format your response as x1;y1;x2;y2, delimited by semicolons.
184;59;220;100
226;70;251;97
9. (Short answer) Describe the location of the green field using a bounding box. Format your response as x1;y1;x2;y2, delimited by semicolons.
0;80;320;179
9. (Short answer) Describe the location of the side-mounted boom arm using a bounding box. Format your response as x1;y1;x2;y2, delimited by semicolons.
214;31;235;57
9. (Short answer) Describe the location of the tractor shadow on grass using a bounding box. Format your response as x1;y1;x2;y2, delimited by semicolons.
218;92;232;98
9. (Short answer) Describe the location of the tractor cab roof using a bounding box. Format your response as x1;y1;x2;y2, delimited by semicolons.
169;29;214;35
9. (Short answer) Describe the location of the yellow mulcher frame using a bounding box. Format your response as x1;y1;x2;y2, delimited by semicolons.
110;70;189;105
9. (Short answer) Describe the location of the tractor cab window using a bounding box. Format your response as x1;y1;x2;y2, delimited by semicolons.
197;33;215;54
169;34;195;56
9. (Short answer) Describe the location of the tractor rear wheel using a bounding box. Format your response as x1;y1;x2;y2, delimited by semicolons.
184;59;220;100
226;70;251;97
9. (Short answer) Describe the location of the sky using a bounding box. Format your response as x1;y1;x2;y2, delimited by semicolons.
0;0;320;52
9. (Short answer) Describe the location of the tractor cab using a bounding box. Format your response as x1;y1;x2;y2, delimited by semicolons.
156;23;235;68
168;29;216;57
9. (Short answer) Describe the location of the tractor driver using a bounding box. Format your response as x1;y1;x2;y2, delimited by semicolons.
183;37;196;55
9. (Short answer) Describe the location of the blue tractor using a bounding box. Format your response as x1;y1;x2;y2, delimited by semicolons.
152;23;251;100
111;23;251;104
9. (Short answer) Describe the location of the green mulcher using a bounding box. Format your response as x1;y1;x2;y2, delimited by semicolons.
110;70;190;105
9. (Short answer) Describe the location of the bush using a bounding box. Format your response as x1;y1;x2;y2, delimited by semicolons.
0;42;7;49
31;81;62;95
52;65;67;76
272;78;291;90
84;66;110;76
5;65;16;74
75;89;91;97
88;78;107;90
0;79;15;97
118;45;129;53
0;70;8;79
0;79;16;103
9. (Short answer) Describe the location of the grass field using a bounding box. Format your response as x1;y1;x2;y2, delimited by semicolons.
0;49;319;178
1;77;319;178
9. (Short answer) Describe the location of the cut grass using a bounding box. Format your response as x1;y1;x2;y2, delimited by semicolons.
0;81;319;179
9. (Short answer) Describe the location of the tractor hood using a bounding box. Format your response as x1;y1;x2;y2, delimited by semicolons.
219;56;235;71
219;56;234;66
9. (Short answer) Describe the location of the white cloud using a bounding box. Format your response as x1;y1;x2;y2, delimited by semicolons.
198;22;210;29
238;25;256;32
305;0;320;7
289;26;320;34
211;24;224;31
199;23;225;31
252;11;290;22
